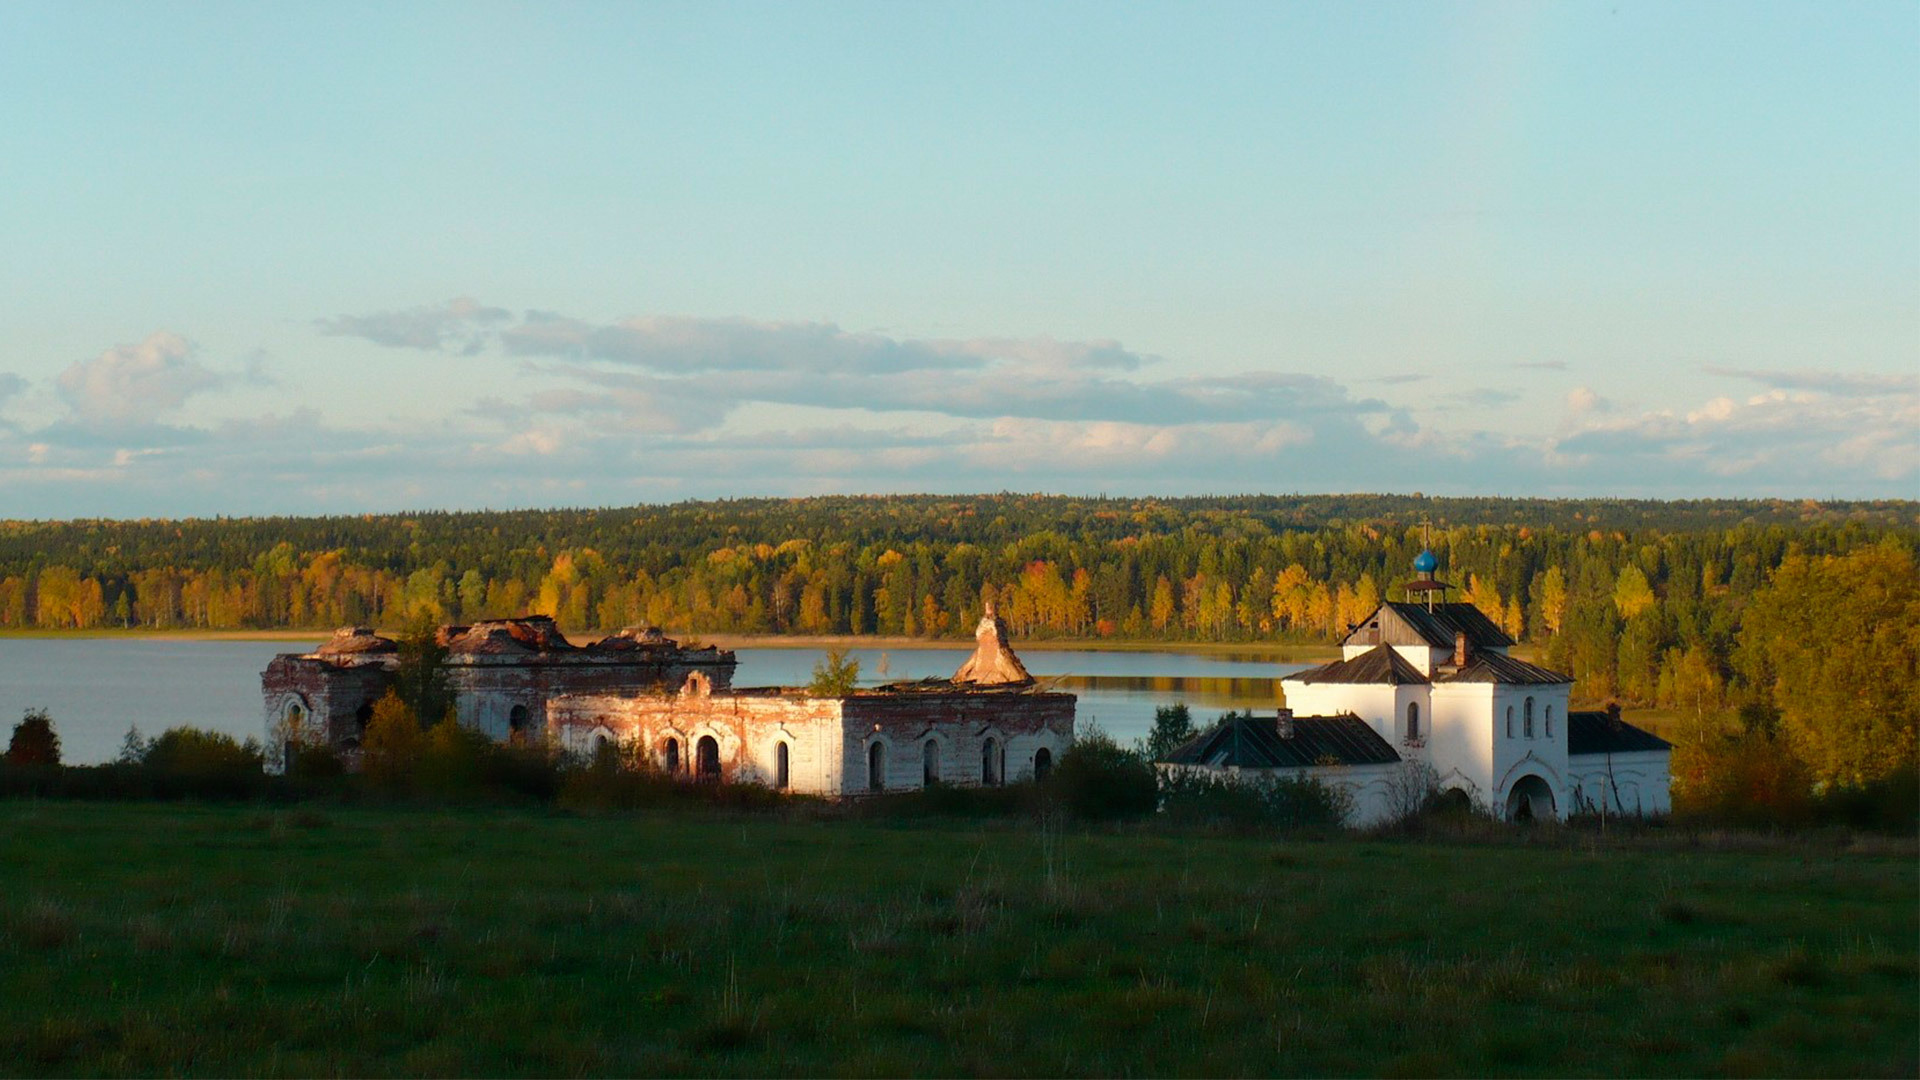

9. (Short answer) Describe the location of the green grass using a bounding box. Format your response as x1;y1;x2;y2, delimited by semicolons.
1;803;1913;1077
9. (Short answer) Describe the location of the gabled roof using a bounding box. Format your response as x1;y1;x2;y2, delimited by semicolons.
1567;711;1673;755
1434;652;1572;685
1160;714;1401;768
1343;601;1514;651
1288;644;1428;685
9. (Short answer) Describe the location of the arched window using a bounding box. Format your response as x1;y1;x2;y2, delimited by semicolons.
1033;747;1053;781
354;701;373;736
508;704;530;740
591;733;612;757
982;738;1001;786
1524;697;1536;739
1505;706;1514;739
1406;702;1421;741
923;740;940;786
696;735;721;781
664;737;680;774
1545;705;1554;737
775;742;790;789
868;741;887;791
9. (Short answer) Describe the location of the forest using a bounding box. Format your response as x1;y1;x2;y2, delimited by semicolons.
3;493;1915;792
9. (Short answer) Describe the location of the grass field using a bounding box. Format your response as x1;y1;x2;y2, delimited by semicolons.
2;803;1914;1077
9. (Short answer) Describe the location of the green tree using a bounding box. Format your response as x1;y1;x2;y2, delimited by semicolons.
6;708;60;766
808;647;861;696
1735;542;1920;785
1142;703;1196;761
393;619;455;726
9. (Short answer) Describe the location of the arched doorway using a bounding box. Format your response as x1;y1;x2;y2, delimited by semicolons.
923;740;940;786
775;742;790;789
663;737;680;775
1033;747;1053;781
868;741;887;791
982;738;1001;786
354;701;374;737
1506;774;1556;822
696;735;721;781
508;704;530;743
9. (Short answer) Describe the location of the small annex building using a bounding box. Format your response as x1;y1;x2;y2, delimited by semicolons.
1158;712;1406;826
549;603;1075;796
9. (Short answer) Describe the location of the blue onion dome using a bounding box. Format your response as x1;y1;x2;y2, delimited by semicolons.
1413;549;1439;574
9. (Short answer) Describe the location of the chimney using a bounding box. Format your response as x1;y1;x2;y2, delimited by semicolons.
1453;631;1470;668
1275;709;1294;739
1606;701;1623;727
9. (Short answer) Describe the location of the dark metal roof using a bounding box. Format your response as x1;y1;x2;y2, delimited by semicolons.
1289;644;1429;685
1160;714;1401;768
1381;601;1514;649
1435;652;1572;685
1567;711;1673;755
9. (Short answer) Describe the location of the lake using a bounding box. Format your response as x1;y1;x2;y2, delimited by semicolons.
0;638;1306;765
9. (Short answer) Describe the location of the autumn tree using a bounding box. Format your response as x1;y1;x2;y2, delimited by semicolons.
1735;542;1920;786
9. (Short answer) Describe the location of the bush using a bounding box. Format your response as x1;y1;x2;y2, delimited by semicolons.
142;727;267;799
6;709;60;767
1159;769;1354;831
1047;727;1157;821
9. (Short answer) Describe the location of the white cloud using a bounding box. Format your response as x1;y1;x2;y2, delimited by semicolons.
54;331;222;430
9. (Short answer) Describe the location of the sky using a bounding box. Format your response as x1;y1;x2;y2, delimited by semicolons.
0;0;1914;518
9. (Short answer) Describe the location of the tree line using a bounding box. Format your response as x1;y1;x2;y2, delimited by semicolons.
2;494;1915;784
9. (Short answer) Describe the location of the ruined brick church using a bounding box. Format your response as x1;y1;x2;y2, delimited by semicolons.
262;605;1075;795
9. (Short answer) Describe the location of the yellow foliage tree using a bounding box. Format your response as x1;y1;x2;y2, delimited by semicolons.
361;690;423;789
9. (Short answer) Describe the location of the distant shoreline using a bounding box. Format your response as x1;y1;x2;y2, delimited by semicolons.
0;627;1339;660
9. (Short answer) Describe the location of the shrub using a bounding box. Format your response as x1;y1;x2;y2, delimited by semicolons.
1159;769;1354;831
6;709;60;767
142;727;266;799
1047;727;1157;821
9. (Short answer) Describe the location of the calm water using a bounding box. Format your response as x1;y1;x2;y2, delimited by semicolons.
0;638;1304;765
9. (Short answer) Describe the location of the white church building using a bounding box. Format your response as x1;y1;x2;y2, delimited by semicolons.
1163;550;1672;824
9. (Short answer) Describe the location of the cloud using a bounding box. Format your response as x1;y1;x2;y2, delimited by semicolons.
54;332;222;430
1514;361;1567;371
1553;383;1919;483
500;313;1153;376
1374;373;1429;385
0;373;25;403
1702;365;1920;396
1565;387;1611;416
317;296;511;354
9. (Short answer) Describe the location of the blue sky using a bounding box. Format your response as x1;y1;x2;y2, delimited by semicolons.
0;0;1914;517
